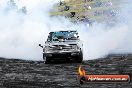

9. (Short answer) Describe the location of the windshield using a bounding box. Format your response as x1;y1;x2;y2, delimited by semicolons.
48;31;79;41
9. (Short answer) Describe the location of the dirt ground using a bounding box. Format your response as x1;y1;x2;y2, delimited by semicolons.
0;54;132;88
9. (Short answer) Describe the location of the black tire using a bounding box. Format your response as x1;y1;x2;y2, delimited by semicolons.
43;53;51;64
45;57;51;64
77;51;83;63
45;60;50;64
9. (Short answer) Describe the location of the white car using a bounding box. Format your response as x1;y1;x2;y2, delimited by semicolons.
39;30;83;64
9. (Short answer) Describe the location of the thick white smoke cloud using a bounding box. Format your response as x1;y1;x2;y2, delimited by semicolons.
77;23;128;59
79;0;132;59
0;0;63;60
0;0;132;60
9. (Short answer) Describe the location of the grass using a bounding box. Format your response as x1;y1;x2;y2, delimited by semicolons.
50;6;117;15
50;0;118;21
67;0;110;5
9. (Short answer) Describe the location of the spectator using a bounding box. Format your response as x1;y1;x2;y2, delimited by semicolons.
106;1;112;6
64;6;70;11
95;1;102;7
20;6;27;14
84;3;91;10
70;12;76;17
7;0;17;10
60;0;63;5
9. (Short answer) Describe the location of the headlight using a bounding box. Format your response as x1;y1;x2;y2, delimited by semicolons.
44;46;50;52
72;45;79;50
44;46;55;52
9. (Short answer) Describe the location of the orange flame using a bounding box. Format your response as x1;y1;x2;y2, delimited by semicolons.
78;65;86;76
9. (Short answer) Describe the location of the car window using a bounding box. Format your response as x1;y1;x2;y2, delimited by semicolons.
48;31;78;41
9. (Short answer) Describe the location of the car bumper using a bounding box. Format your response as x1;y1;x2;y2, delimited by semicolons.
44;51;80;59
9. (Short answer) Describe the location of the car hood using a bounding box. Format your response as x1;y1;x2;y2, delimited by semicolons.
46;40;80;46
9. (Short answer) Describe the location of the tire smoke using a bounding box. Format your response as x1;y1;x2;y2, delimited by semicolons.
0;0;131;60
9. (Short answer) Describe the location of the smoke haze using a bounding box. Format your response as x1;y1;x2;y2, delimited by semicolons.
0;0;132;60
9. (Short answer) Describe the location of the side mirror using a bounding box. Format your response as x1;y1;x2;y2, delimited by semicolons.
39;44;43;48
47;39;50;42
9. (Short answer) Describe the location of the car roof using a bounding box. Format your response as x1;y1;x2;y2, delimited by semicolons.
49;30;77;34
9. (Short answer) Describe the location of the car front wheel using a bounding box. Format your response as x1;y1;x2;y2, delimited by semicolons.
77;51;83;63
43;54;51;64
45;57;51;64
